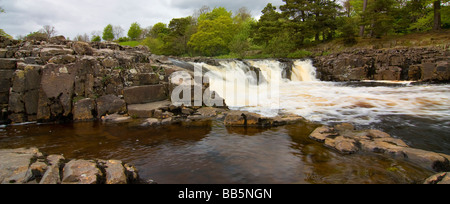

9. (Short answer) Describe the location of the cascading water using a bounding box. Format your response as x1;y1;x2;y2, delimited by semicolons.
195;59;450;126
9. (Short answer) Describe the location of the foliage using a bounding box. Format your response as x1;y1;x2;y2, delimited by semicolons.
117;37;130;42
0;29;13;39
287;49;313;59
188;8;235;56
128;22;142;40
91;35;101;42
102;24;114;41
25;31;48;41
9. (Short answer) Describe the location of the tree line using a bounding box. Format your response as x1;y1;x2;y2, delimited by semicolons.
2;1;448;58
138;0;449;58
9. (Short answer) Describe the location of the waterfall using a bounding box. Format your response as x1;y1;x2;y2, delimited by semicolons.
291;60;318;82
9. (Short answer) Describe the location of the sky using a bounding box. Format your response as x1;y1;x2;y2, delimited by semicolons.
0;0;284;39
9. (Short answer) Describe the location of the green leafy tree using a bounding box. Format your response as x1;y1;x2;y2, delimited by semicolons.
188;8;235;56
91;35;101;42
164;17;196;55
128;22;142;40
149;22;170;39
102;24;114;41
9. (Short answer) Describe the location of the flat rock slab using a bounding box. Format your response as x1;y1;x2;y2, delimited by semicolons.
128;100;171;118
124;85;167;104
0;148;41;184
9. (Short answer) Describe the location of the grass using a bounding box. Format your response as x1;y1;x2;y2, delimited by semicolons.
118;41;140;47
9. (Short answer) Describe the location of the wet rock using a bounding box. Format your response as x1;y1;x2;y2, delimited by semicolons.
309;126;337;143
37;63;77;120
424;172;450;184
332;136;359;155
141;118;161;126
127;100;171;118
367;129;391;139
224;111;273;127
73;98;96;121
62;160;102;184
309;124;450;172
104;160;127;184
96;95;127;118
101;114;132;123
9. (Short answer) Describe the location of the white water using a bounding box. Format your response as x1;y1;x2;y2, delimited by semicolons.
197;60;450;125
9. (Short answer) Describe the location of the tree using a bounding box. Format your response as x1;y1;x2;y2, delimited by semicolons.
103;24;114;41
0;7;4;13
433;0;442;30
149;22;169;39
41;25;57;39
128;22;142;40
188;8;235;56
359;0;368;36
164;17;196;55
91;35;101;42
113;26;125;40
253;3;283;46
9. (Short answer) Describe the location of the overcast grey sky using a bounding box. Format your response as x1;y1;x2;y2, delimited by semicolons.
0;0;284;39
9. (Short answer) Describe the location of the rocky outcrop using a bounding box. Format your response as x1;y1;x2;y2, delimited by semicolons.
224;111;304;127
0;35;179;124
314;47;449;82
0;147;143;184
309;123;450;172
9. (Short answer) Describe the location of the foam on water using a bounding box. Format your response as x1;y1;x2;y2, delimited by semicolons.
198;59;450;125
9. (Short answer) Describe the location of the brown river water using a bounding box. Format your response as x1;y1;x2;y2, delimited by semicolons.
0;119;435;184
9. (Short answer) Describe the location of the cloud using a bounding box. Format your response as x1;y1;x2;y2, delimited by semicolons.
0;0;284;39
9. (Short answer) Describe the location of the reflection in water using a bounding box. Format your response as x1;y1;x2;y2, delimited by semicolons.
0;120;434;184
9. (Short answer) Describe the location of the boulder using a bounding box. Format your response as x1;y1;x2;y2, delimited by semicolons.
96;95;127;118
324;136;359;155
40;48;74;61
141;118;161;126
48;55;77;64
37;63;77;120
102;57;119;68
73;98;96;121
72;41;93;55
62;160;103;184
309;126;337;143
123;85;168;104
101;114;132;123
127;100;171;118
104;160;127;184
224;111;273;127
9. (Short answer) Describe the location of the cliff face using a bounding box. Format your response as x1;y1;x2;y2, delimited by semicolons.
313;47;449;82
0;36;182;124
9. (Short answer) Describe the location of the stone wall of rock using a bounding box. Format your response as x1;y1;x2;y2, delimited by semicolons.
313;47;449;82
0;36;187;124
